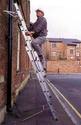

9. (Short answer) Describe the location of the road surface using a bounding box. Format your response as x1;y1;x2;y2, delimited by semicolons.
47;74;81;125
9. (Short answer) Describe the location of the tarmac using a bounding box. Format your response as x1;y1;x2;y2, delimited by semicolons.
3;75;74;125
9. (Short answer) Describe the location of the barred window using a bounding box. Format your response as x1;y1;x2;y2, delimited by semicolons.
70;49;73;54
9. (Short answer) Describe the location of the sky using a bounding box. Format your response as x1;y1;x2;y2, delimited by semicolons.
30;0;81;40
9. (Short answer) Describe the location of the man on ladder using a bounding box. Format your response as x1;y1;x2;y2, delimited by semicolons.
26;9;47;71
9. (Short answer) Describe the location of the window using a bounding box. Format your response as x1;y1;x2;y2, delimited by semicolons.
51;51;56;56
70;49;73;54
52;43;56;48
76;44;80;48
76;52;80;56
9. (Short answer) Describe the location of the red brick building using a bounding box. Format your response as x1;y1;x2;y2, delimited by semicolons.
43;38;81;73
0;0;30;123
44;38;81;61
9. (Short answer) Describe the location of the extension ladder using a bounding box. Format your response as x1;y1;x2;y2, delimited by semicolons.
14;2;57;120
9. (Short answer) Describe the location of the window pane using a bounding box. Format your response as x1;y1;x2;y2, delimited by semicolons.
70;49;73;54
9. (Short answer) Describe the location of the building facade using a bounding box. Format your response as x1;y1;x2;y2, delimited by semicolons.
45;38;81;61
43;38;81;73
45;39;66;60
0;0;30;123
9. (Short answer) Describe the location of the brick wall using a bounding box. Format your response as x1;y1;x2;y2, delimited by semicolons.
12;0;30;101
47;60;81;73
50;42;65;60
43;40;66;60
0;0;8;123
0;0;8;110
43;40;81;73
0;0;30;123
43;40;81;61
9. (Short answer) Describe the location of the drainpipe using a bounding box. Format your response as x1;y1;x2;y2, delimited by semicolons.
7;0;13;112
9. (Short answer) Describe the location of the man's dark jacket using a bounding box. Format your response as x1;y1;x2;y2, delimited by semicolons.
29;16;47;38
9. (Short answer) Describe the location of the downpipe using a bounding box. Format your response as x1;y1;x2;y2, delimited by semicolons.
7;0;13;112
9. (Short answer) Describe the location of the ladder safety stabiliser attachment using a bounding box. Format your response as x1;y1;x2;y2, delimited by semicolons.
14;0;20;5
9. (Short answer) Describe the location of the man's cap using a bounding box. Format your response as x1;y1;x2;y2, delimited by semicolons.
36;9;44;15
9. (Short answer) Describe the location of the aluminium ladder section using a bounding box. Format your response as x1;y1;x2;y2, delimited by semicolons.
14;2;57;120
19;24;57;120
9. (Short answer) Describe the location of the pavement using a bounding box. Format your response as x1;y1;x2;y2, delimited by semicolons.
47;73;81;79
3;74;75;125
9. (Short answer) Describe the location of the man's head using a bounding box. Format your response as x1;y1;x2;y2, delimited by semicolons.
36;9;44;17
